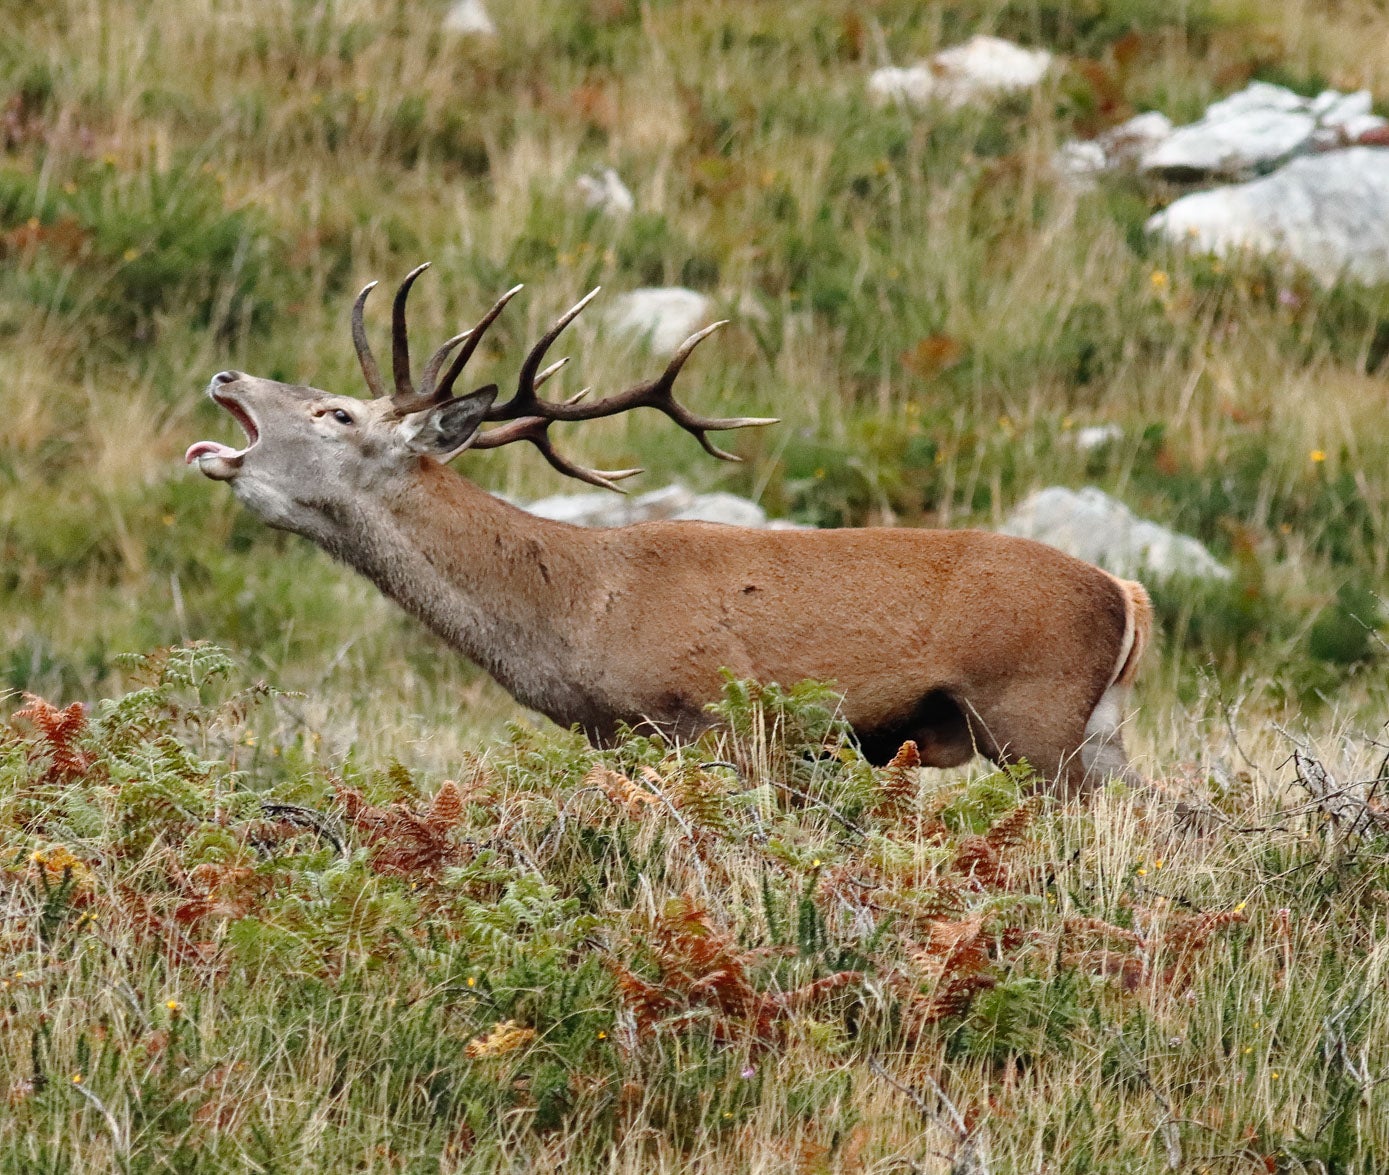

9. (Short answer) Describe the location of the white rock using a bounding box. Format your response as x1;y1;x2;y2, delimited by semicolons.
1055;111;1174;186
1140;81;1386;178
673;492;770;527
603;288;714;354
868;65;937;108
1142;108;1314;177
521;484;799;529
575;167;634;217
1146;147;1389;286
1054;139;1109;188
1071;424;1123;451
1000;486;1230;582
868;35;1052;110
443;0;495;36
1102;110;1175;163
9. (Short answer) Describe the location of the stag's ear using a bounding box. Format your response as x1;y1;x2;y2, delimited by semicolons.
403;385;498;457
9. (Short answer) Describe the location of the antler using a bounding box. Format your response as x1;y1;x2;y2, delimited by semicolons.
471;288;778;491
352;266;777;491
352;264;522;413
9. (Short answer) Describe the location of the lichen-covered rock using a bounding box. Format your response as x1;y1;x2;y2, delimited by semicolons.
443;0;495;37
1059;83;1387;184
1146;148;1389;286
868;36;1051;110
576;167;634;217
520;484;803;529
603;288;715;354
1055;111;1173;187
1140;83;1384;178
1000;486;1230;582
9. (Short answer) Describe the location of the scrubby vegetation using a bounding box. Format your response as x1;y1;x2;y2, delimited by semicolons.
4;0;1389;1168
5;648;1389;1170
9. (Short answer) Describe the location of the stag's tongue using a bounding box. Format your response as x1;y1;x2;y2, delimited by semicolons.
185;440;244;464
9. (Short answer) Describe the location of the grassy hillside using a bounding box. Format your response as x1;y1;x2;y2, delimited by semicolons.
3;0;1389;1169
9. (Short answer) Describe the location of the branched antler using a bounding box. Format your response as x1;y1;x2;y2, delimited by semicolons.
350;266;778;491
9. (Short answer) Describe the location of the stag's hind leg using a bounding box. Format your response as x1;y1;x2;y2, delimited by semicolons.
954;678;1111;796
1078;684;1144;789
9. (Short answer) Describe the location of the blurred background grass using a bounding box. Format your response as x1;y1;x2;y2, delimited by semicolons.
2;0;1387;772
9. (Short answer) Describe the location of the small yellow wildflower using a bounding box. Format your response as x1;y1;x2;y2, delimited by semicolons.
1271;1071;1280;1080
71;1073;83;1085
1310;449;1326;463
1243;1046;1253;1054
1235;902;1246;913
466;976;475;988
1150;270;1169;290
1136;867;1148;876
166;999;181;1013
597;1031;607;1040
811;858;822;868
1153;859;1164;870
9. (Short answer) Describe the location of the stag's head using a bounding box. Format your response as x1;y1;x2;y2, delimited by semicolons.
188;264;774;535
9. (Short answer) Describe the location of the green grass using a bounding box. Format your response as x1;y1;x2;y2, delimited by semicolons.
3;0;1389;1167
5;649;1389;1171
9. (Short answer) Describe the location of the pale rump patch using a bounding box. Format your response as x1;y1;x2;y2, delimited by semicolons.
1079;684;1142;786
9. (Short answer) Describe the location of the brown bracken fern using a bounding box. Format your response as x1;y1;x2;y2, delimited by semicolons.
614;897;861;1042
333;780;469;878
13;693;92;783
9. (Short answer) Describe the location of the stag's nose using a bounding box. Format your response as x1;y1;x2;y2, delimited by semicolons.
211;370;242;386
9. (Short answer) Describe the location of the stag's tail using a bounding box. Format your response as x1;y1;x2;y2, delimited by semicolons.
1111;577;1153;689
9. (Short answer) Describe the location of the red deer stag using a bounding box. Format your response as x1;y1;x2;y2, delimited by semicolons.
187;265;1151;792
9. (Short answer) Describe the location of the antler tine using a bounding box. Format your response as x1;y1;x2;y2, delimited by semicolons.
495;319;777;455
351;281;389;398
418;331;471;400
492;287;602;419
533;356;569;390
434;283;525;403
646;322;779;460
390;262;432;399
390;285;774;490
471;416;643;492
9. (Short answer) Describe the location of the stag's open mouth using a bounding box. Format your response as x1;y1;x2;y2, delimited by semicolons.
185;387;260;476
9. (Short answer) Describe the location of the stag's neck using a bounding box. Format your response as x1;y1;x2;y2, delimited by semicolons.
318;460;601;717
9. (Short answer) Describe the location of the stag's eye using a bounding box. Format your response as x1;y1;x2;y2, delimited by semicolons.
331;409;354;426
